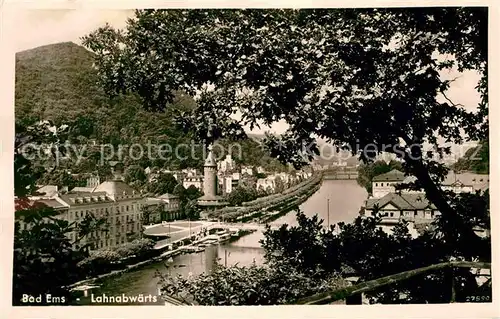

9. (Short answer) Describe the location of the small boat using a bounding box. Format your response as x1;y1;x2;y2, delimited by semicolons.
194;246;205;253
70;284;100;292
160;251;173;258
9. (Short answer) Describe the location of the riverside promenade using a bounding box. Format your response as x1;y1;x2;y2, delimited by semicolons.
143;220;278;250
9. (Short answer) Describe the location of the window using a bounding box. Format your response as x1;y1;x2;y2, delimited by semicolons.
126;206;129;212
375;183;378;187
390;212;394;217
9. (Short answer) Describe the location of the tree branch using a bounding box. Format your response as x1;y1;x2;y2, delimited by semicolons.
296;261;491;305
440;90;464;108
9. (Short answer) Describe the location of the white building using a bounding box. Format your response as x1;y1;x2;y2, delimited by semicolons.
16;165;145;251
220;173;241;194
86;174;101;188
364;192;440;220
183;176;203;190
257;177;275;193
371;169;410;198
365;170;490;237
441;172;489;194
241;166;253;176
224;176;235;194
182;168;201;177
218;154;236;172
34;185;59;198
143;193;182;223
372;169;489;199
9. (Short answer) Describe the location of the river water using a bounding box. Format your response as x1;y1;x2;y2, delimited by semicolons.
85;180;367;303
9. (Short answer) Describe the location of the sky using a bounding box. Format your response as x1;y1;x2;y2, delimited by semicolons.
12;9;483;149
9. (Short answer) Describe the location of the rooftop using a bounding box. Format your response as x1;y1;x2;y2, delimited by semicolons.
443;172;489;187
158;193;179;200
71;186;97;192
35;185;59;197
372;169;406;182
93;180;137;196
197;194;228;207
365;192;436;211
204;149;217;167
15;197;68;213
58;192;114;206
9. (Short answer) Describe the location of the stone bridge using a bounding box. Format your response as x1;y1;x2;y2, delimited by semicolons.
321;168;359;180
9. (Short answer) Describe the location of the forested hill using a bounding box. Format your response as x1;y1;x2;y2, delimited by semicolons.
15;42;287;178
452;140;489;174
15;42;105;124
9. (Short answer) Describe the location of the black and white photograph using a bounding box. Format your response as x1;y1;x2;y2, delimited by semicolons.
2;3;497;315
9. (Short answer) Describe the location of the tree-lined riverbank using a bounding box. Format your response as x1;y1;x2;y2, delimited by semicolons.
68;174;323;294
75;180;367;304
207;172;323;222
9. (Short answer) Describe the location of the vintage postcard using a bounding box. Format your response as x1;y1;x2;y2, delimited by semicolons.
1;1;498;318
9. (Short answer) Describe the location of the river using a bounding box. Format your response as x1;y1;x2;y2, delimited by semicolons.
83;180;367;303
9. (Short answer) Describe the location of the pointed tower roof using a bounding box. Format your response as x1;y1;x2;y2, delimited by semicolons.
204;149;217;167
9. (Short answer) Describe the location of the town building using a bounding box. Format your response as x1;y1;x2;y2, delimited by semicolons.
143;193;182;224
86;174;101;188
218;154;236;172
241;166;253;176
363;169;490;237
219;173;241;195
15;163;145;251
364;192;439;221
371;169;411;198
182;168;202;177
72;173;100;193
256;176;276;193
34;185;60;198
256;166;266;174
183;175;203;190
441;171;489;193
371;169;489;199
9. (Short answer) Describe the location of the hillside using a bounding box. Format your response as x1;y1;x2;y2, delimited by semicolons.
15;42;105;124
15;42;287;179
452;140;489;174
